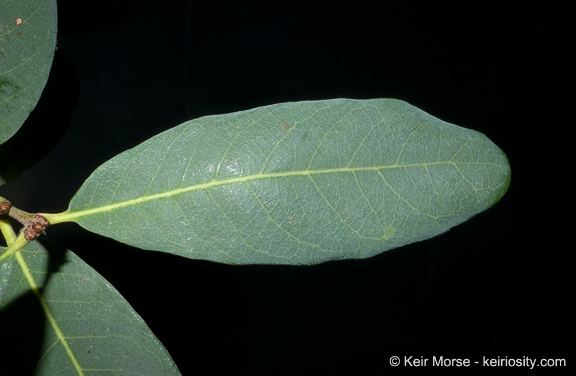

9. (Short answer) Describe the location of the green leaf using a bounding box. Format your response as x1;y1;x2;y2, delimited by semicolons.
0;0;57;144
56;99;510;265
0;254;11;302
0;241;181;375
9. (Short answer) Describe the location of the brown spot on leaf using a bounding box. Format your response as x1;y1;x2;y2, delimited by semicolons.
15;17;23;26
281;123;291;130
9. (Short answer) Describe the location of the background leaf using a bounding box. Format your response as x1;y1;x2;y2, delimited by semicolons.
59;99;510;265
0;240;181;375
0;252;10;302
0;0;57;144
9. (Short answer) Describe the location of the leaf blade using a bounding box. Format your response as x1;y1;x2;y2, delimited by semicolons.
0;0;57;144
60;99;510;265
0;254;11;302
0;241;181;375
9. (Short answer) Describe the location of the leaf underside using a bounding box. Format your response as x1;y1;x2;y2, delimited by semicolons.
0;255;11;302
0;241;180;375
64;98;510;265
0;0;57;145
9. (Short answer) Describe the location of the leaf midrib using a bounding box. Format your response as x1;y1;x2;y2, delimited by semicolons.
49;161;485;224
15;252;85;375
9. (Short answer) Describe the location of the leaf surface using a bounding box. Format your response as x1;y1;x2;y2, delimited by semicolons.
0;241;181;375
58;99;510;265
0;253;10;302
0;0;57;144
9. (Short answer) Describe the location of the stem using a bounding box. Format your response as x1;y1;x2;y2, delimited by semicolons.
38;212;64;225
0;234;28;262
0;218;16;243
7;206;34;226
0;220;29;262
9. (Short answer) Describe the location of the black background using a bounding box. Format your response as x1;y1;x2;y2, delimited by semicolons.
0;0;571;375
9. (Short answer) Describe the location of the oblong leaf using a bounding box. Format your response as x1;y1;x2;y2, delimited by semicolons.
0;0;57;144
58;99;510;265
0;241;181;375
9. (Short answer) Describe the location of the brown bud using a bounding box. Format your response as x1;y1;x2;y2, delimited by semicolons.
33;214;50;227
24;227;38;241
32;221;44;234
0;201;11;215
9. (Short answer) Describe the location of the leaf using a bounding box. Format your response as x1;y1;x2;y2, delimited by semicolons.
55;99;510;265
0;252;11;302
0;241;181;375
0;0;57;144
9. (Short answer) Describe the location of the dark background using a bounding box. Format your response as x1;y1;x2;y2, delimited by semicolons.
0;0;571;374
